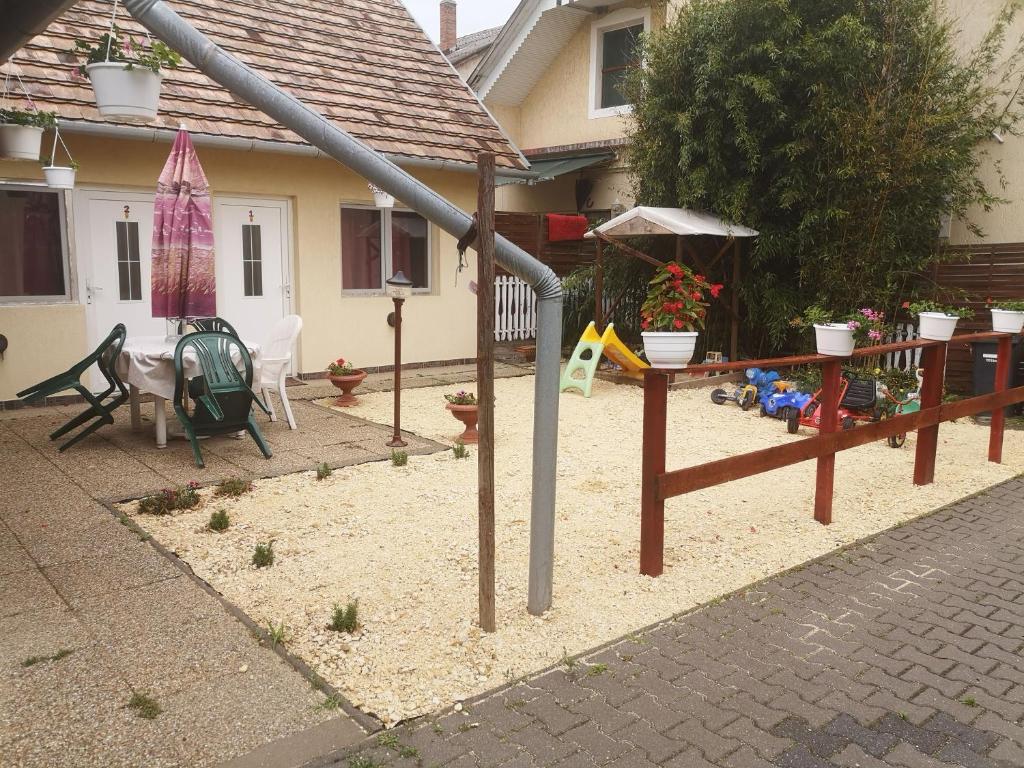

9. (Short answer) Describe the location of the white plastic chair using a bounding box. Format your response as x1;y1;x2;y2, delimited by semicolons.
260;315;303;429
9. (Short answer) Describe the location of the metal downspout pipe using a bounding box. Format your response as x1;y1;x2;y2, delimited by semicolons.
123;0;560;614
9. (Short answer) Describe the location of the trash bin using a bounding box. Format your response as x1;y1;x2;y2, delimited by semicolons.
972;337;1024;418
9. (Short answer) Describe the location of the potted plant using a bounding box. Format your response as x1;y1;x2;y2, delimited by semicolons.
0;108;55;161
73;28;181;121
444;390;479;444
904;301;973;341
326;358;367;407
793;306;889;357
987;299;1024;334
639;262;722;368
41;158;78;189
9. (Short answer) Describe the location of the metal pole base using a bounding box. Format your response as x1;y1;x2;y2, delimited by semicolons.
386;437;407;448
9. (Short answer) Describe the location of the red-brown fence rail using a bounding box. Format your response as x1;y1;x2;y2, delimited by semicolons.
640;332;1024;577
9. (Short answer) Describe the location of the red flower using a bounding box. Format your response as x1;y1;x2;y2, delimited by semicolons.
662;301;674;312
641;319;650;330
673;319;684;329
672;280;684;291
901;301;910;309
666;263;683;277
694;274;705;283
691;291;702;301
710;284;723;299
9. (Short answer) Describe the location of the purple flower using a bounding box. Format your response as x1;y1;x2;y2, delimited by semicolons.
847;320;862;330
869;329;883;341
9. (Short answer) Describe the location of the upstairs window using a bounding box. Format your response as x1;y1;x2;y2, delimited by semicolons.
0;186;69;302
600;24;643;109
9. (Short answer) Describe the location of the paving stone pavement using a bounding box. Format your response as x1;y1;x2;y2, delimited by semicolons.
310;475;1024;768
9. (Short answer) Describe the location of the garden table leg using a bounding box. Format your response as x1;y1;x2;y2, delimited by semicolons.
154;396;168;449
129;385;141;431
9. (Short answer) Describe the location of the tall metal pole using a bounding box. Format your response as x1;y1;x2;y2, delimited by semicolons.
477;154;496;633
387;297;407;448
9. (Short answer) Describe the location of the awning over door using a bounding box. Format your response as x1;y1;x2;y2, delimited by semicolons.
498;153;614;186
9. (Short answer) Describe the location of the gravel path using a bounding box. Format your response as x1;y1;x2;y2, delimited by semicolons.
126;377;1024;727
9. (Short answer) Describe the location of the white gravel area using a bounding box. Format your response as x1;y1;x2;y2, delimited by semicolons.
125;376;1024;727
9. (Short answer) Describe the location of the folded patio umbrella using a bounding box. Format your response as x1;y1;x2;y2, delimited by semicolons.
151;127;216;319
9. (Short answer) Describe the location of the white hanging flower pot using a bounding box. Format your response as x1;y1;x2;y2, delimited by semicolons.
0;124;44;161
992;308;1024;334
813;324;856;356
641;331;699;369
43;165;76;189
918;312;960;341
86;62;163;121
369;184;395;209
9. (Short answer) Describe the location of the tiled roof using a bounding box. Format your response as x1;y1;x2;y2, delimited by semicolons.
6;0;527;169
444;26;502;65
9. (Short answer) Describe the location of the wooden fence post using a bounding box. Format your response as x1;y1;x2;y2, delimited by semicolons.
641;370;669;576
477;153;496;633
988;334;1011;464
814;359;841;525
914;343;947;486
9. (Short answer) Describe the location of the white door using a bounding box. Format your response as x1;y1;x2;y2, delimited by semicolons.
77;190;163;388
213;198;291;355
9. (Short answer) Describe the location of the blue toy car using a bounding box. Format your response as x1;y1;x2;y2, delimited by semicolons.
759;386;813;420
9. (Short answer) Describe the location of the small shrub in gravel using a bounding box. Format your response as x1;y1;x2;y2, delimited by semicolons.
208;509;230;532
316;462;333;480
452;441;470;459
127;692;161;719
214;478;253;497
137;482;200;515
390;450;408;467
252;541;274;568
329;600;359;633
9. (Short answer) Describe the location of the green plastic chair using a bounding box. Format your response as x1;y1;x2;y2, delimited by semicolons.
16;323;128;451
189;316;240;338
173;331;272;468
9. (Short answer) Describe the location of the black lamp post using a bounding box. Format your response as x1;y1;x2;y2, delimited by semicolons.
385;270;413;448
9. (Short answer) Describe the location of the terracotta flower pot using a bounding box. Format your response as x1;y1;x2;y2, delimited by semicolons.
446;403;479;444
328;370;367;406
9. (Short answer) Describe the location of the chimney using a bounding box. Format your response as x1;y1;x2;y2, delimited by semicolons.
440;0;457;52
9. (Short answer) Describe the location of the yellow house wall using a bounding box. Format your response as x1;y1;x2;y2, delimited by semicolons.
0;133;480;400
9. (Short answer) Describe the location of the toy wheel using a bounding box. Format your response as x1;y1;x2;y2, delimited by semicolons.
871;407;883;422
711;388;728;405
740;389;756;411
842;416;856;431
759;403;768;417
888;433;907;449
805;402;818;419
787;410;800;434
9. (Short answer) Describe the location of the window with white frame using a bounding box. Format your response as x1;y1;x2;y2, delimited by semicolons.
590;9;650;119
0;185;70;302
340;205;430;293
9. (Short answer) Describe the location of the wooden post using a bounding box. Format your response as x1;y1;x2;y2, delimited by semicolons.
730;240;741;363
640;370;669;576
988;335;1011;464
595;238;604;331
477;153;496;633
814;359;841;525
914;343;947;486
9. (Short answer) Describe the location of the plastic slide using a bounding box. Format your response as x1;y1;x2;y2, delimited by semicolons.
560;322;650;397
600;324;649;379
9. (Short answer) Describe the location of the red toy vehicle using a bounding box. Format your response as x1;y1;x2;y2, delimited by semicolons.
787;373;882;435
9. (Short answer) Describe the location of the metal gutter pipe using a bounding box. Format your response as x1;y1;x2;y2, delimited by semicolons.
123;0;561;614
59;120;543;180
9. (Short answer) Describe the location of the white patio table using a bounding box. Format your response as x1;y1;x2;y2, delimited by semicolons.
117;335;262;448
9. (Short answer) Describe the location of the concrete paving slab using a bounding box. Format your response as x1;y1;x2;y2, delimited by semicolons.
1;565;64;617
0;524;35;576
10;512;140;569
1;605;92;674
43;548;181;606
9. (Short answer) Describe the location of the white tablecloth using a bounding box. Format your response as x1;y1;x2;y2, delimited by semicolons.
117;335;262;401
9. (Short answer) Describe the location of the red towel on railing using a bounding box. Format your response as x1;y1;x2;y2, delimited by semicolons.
546;213;589;242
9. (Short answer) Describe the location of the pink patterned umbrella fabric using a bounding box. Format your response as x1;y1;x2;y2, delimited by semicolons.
151;128;216;318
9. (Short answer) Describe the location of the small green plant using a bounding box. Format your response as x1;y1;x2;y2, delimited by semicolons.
138;481;201;515
897;712;908;721
327;357;355;376
377;733;400;749
452;441;470;459
962;695;978;707
431;722;444;734
0;107;57;129
252;541;275;568
561;648;578;672
399;745;419;759
349;757;380;768
903;300;974;319
72;27;181;74
988;299;1024;312
267;621;286;649
21;655;47;668
318;694;344;710
391;450;409;467
329;600;359;633
127;692;161;719
214;478;253;497
587;663;608;677
444;390;478;405
40;156;80;171
50;649;73;661
316;462;333;481
208;509;230;532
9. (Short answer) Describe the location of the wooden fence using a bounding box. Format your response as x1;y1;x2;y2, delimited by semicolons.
494;212;596;277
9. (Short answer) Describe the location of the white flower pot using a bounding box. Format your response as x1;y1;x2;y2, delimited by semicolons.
642;331;698;369
991;308;1024;334
86;62;163;121
918;312;959;341
813;324;856;356
0;124;44;161
42;166;76;190
371;187;394;208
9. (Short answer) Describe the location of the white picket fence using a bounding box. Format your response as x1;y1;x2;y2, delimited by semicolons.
494;275;538;341
884;323;922;371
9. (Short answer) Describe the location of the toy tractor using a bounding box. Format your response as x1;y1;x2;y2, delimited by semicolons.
711;368;779;411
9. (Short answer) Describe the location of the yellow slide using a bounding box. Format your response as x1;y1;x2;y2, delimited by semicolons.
600;324;649;379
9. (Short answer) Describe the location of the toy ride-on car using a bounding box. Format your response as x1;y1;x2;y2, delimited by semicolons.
760;381;813;422
711;367;780;411
787;372;882;435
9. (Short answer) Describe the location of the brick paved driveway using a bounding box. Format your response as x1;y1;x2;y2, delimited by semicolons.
310;475;1024;768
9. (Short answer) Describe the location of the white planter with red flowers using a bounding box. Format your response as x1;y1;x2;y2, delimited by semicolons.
813;323;856;356
639;261;721;369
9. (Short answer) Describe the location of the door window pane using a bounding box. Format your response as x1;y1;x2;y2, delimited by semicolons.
391;211;429;289
116;221;142;301
341;207;383;290
600;24;643;109
0;189;66;299
242;224;263;297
